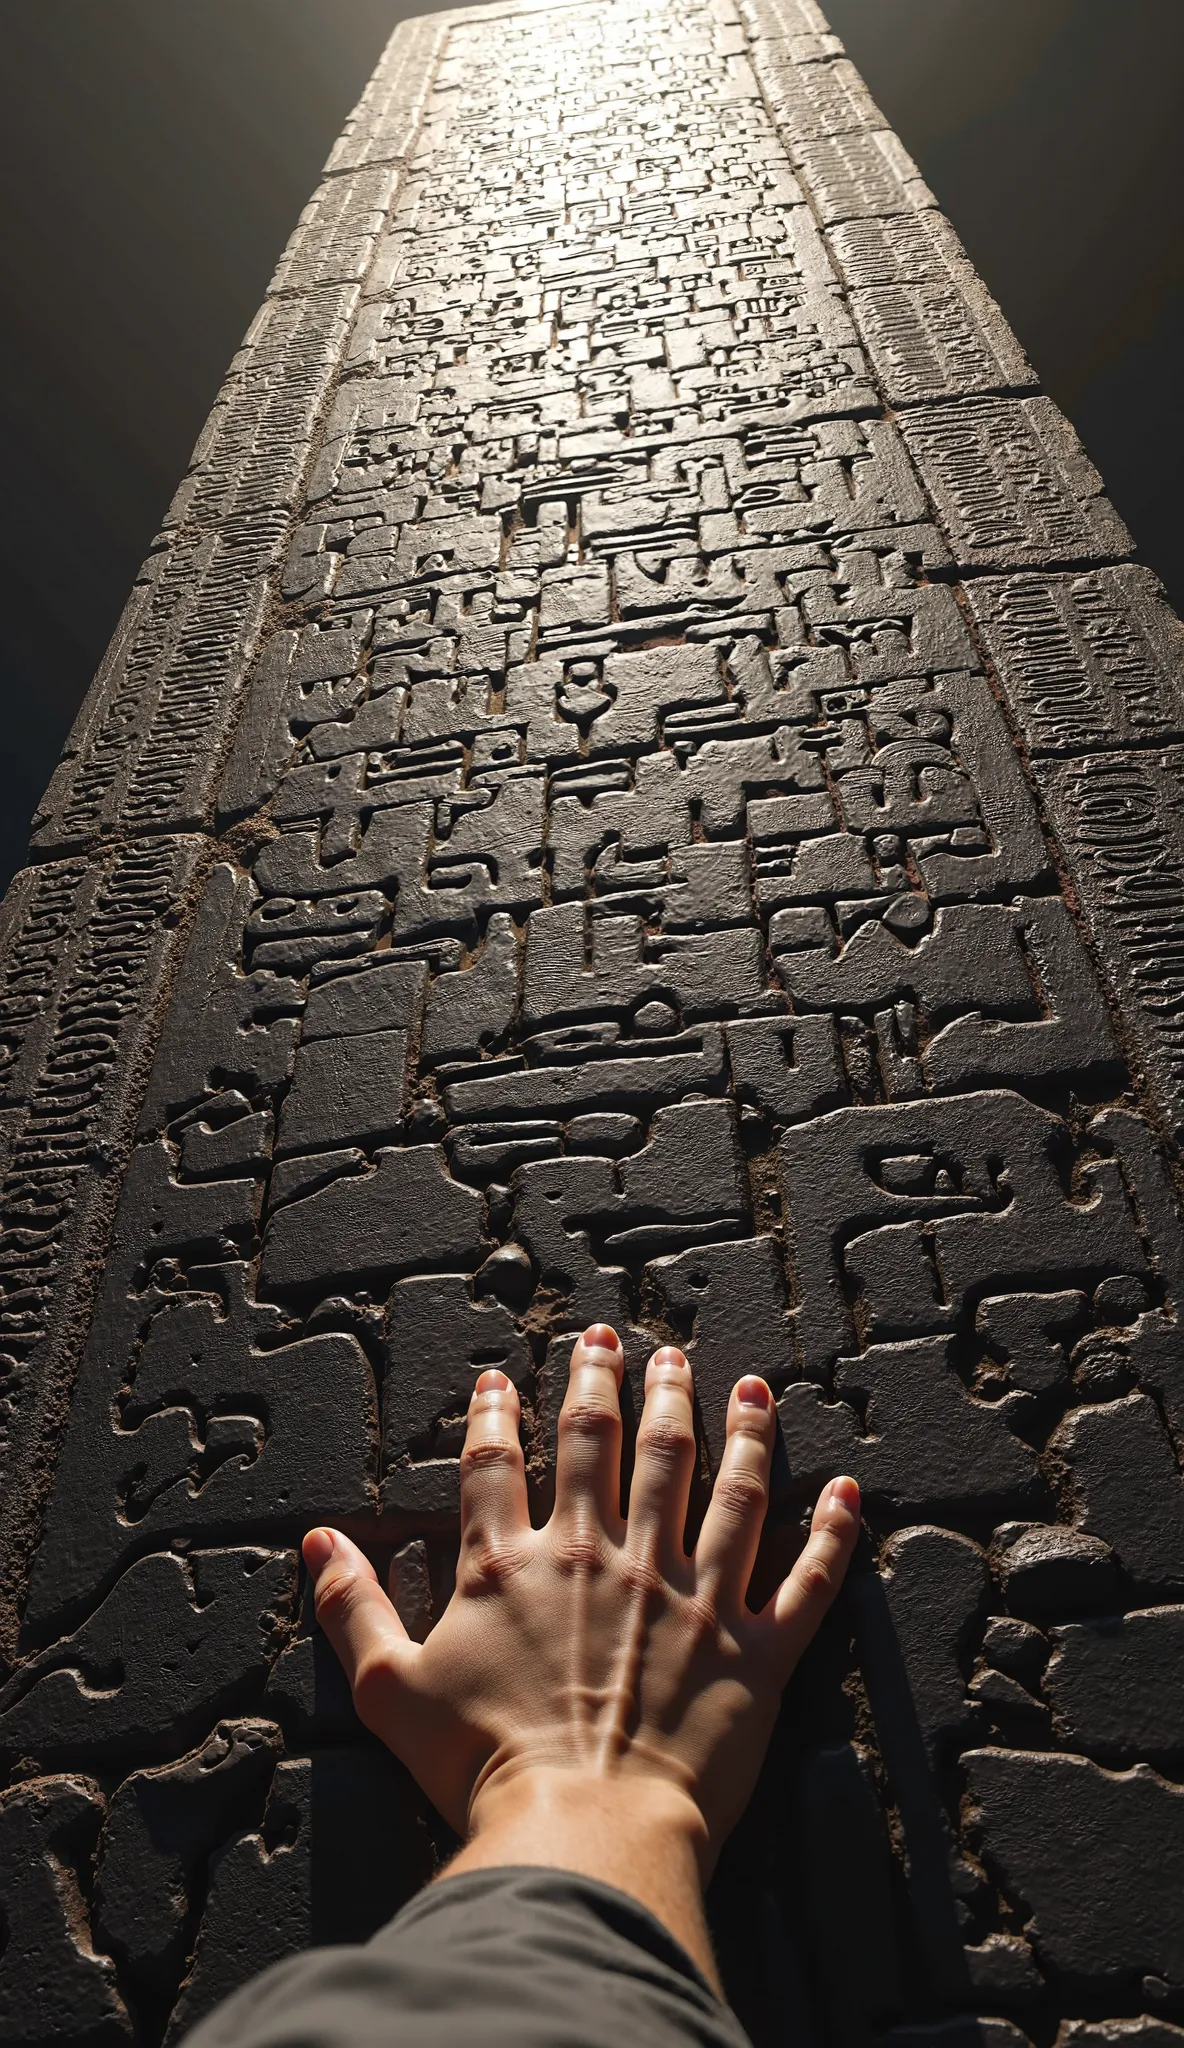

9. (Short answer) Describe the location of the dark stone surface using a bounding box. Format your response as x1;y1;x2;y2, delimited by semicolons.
965;1748;1184;1988
96;1721;283;2007
0;1550;297;1764
1;0;1183;2038
878;1526;988;1758
0;1777;131;2045
1061;2026;1184;2048
161;1749;432;2043
791;1742;902;2038
1044;1609;1184;1762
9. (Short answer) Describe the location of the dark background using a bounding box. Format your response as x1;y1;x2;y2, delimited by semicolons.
1;0;1182;896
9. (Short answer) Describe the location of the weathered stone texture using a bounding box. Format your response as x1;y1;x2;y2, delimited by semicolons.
1;0;1182;2040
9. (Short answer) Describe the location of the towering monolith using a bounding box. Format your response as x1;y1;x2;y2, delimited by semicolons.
1;2;1183;2042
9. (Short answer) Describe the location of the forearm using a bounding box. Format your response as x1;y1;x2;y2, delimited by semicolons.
445;1766;721;1994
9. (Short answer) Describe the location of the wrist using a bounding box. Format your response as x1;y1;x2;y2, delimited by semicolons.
445;1765;721;1993
468;1762;710;1865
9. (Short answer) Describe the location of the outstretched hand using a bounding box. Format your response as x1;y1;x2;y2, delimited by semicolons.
303;1325;859;1987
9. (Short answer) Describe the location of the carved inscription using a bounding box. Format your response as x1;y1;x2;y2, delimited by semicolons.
1;0;1182;2039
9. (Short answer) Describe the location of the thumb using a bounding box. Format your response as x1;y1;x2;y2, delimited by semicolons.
303;1528;414;1724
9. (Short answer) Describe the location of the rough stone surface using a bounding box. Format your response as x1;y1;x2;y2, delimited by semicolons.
965;1749;1184;1989
1044;1609;1184;1762
1;0;1183;2039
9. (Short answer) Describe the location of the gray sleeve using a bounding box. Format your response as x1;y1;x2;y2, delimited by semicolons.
179;1865;753;2048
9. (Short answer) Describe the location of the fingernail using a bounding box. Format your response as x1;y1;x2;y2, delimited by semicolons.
827;1475;860;1514
475;1368;511;1393
583;1323;621;1353
651;1345;688;1370
737;1376;772;1408
302;1527;336;1575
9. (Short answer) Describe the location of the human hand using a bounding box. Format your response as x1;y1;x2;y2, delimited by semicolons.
303;1325;860;1984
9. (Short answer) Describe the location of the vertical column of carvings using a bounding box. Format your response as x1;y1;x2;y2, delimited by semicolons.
0;26;451;2048
744;0;1184;1141
742;2;1184;2041
1;2;1184;2045
31;14;449;861
0;837;206;1636
0;16;447;1580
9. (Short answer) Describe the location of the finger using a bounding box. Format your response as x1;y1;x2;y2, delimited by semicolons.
460;1368;530;1554
303;1527;412;1729
763;1475;861;1676
694;1377;776;1605
626;1347;697;1570
553;1324;625;1534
